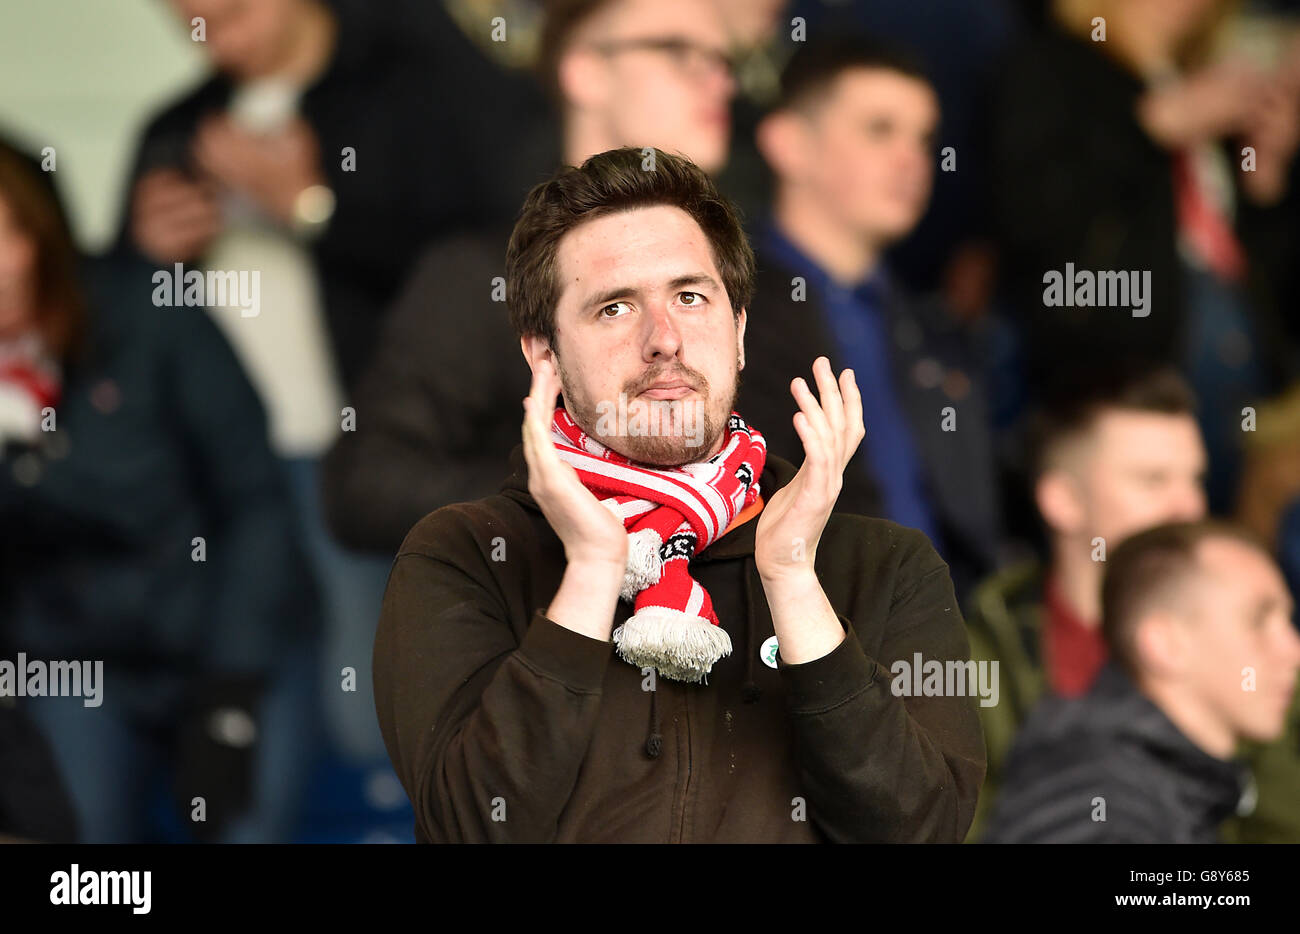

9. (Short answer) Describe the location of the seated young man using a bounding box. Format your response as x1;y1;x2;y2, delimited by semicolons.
985;520;1300;843
964;366;1207;839
372;147;985;843
744;36;1000;602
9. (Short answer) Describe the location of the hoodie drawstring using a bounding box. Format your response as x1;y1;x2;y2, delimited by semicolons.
643;555;763;759
645;680;662;758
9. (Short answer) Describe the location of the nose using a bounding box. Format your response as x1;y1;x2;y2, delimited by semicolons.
714;63;736;101
642;302;683;363
696;49;735;101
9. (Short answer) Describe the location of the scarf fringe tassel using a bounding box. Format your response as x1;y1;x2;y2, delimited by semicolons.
613;607;732;683
619;528;664;602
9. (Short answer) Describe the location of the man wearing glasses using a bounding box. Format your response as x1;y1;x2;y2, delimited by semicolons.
550;0;737;177
322;0;740;556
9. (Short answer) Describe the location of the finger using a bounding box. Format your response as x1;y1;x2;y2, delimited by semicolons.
792;409;829;498
193;134;241;178
529;358;561;437
531;362;607;507
524;390;590;522
195;148;241;184
524;361;564;486
839;368;865;467
136;171;186;199
812;356;844;426
794;370;841;501
812;355;846;460
138;210;222;248
191;145;226;181
136;217;220;261
523;379;548;456
521;395;538;471
537;356;561;421
522;395;553;493
791;373;834;452
137;178;213;213
141;197;221;230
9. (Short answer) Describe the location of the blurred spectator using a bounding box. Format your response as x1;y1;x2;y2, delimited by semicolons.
0;139;79;845
0;143;317;842
1236;382;1300;553
965;365;1206;839
989;0;1300;512
119;0;544;388
785;0;1024;314
539;0;734;176
321;0;737;555
743;36;1001;600
113;0;550;760
985;520;1300;843
1228;406;1300;843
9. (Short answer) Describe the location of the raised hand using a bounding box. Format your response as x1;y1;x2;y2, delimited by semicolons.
521;356;629;570
192;115;326;227
130;168;222;264
753;356;864;583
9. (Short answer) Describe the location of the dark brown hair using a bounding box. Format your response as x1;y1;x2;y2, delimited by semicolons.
1101;519;1268;678
776;34;931;112
1027;363;1198;481
0;144;85;360
505;146;754;347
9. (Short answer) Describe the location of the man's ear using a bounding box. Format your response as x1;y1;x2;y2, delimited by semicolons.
1036;469;1086;537
520;334;553;372
1132;609;1191;680
558;47;608;113
736;307;747;371
756;109;805;181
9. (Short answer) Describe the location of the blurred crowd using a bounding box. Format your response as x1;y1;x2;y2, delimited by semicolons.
2;0;1300;843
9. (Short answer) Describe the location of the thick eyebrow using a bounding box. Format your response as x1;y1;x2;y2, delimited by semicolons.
583;273;722;310
668;273;722;294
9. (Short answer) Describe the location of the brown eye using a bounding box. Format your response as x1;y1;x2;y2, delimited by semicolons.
600;302;630;318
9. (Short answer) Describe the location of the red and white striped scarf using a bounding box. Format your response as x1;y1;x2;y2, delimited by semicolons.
550;407;767;682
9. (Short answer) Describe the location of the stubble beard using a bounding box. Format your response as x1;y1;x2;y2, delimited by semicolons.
553;349;741;468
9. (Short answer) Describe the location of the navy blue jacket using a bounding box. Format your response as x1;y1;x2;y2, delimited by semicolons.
739;248;1002;602
0;254;314;693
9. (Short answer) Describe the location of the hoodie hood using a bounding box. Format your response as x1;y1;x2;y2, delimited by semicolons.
499;439;802;758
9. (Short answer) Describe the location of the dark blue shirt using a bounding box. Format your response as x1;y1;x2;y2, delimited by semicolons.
759;222;942;548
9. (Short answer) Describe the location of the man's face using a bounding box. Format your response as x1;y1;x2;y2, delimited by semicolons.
546;204;745;466
1075;411;1208;548
1178;538;1300;743
795;68;939;244
573;0;735;174
170;0;303;79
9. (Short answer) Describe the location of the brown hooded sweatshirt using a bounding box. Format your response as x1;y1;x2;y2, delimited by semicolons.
373;443;986;842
